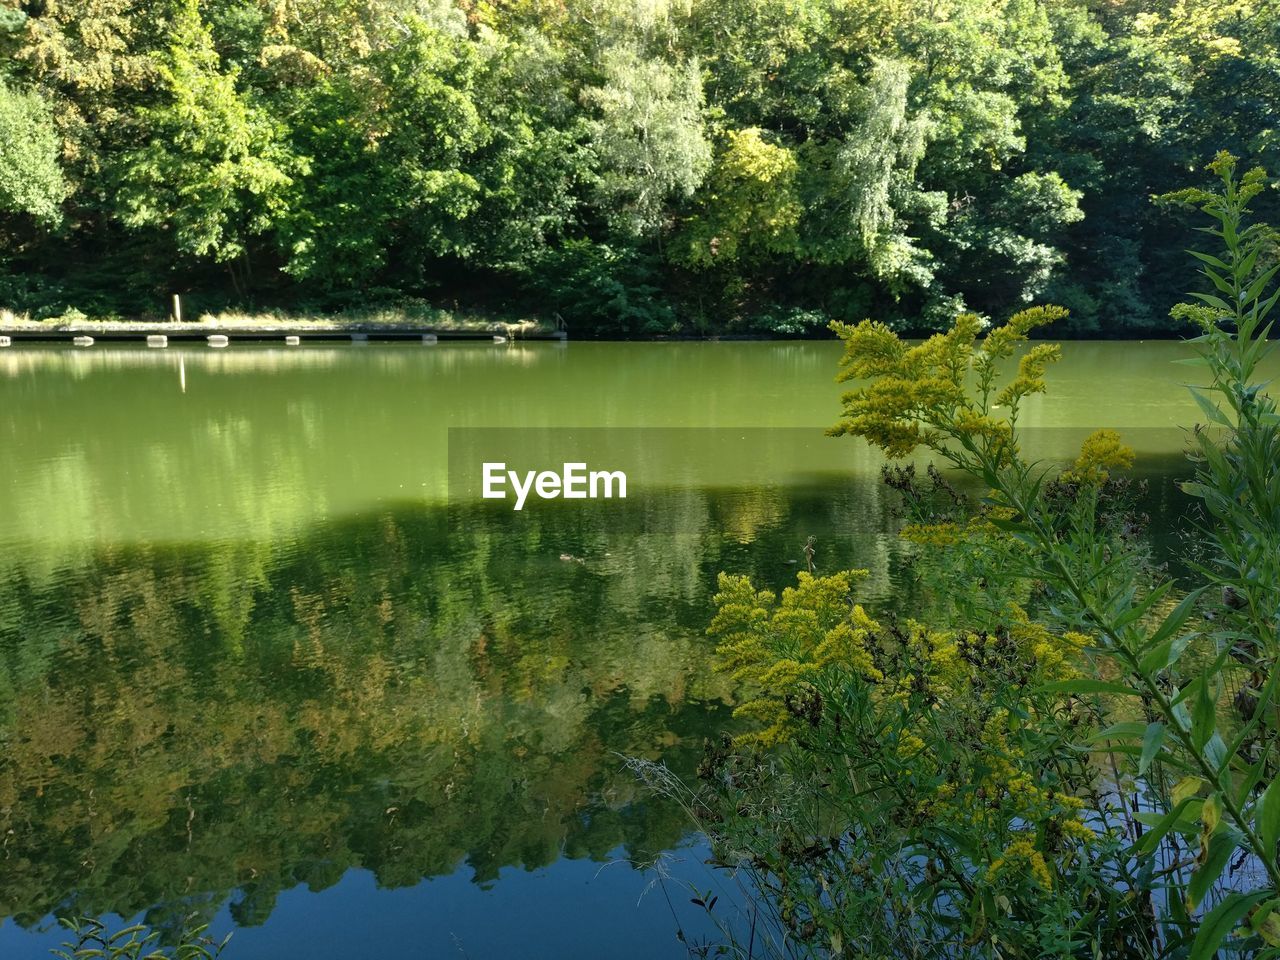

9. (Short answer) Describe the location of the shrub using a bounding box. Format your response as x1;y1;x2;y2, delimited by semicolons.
662;154;1280;959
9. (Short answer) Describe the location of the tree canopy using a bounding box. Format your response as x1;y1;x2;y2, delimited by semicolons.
0;0;1276;335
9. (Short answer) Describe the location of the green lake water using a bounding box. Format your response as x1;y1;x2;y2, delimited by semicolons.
0;340;1254;958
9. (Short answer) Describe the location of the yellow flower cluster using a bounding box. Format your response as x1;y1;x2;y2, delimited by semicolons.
829;306;1069;465
952;409;1014;453
987;838;1054;890
995;343;1062;408
896;732;927;759
915;623;1095;856
899;522;964;547
1008;603;1088;677
975;707;1094;843
900;501;1020;551
710;572;1097;897
709;570;878;746
980;306;1069;360
1061;428;1136;483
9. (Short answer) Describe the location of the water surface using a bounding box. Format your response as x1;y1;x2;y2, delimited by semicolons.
0;340;1251;957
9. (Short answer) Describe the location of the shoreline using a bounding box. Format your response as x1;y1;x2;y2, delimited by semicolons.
0;326;567;344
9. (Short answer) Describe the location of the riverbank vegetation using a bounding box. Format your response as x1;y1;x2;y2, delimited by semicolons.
0;303;548;334
1;0;1278;336
671;157;1280;956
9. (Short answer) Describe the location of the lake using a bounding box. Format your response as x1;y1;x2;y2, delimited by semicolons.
0;340;1246;958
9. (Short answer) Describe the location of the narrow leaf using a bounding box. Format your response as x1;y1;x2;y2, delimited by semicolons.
1039;679;1142;698
1190;387;1231;426
1258;776;1280;856
1187;827;1242;911
1140;722;1166;776
1188;890;1270;960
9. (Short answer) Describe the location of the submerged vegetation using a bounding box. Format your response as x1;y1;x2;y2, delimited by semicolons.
0;0;1278;334
52;917;228;960
664;158;1280;957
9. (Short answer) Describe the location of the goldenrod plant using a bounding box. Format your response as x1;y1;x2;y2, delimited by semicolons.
663;156;1280;958
703;571;1112;956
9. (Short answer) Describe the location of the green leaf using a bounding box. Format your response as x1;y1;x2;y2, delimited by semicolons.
1189;250;1231;271
1258;287;1280;323
1258;776;1280;856
1090;721;1147;742
1246;263;1280;305
986;515;1028;533
1140;722;1165;776
1190;387;1231;426
1143;587;1205;652
1188;889;1270;960
1140;630;1196;674
1234;744;1273;806
1203;266;1236;296
1191;673;1218;753
1114;580;1173;630
1135;797;1198;854
108;925;146;944
1189;291;1234;314
1186;826;1242;911
1038;679;1142;698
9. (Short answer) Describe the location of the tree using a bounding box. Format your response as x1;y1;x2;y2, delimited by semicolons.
0;82;66;225
672;126;801;268
275;15;485;289
15;0;164;178
583;44;712;238
114;0;293;288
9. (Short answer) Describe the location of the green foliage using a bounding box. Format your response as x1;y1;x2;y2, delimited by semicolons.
52;917;228;960
672;127;801;269
749;305;828;336
2;0;1279;331
583;44;713;238
276;16;486;286
527;239;676;335
0;82;66;225
115;0;293;268
671;158;1280;957
831;58;929;268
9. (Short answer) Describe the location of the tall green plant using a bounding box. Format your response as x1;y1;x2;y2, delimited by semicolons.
1166;154;1280;742
674;156;1280;958
827;153;1280;957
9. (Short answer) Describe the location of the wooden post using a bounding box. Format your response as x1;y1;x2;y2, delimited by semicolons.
171;294;182;324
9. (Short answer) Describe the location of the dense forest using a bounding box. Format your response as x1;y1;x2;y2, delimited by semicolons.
0;0;1277;335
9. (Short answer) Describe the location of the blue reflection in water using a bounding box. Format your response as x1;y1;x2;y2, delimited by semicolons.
0;843;728;959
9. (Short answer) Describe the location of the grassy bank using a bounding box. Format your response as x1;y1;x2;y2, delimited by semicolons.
0;307;554;337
